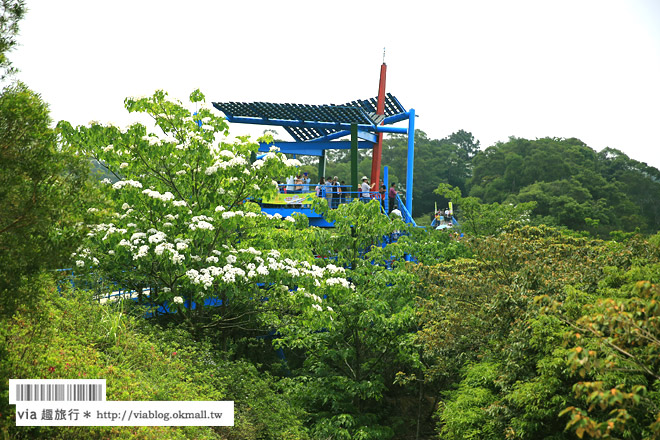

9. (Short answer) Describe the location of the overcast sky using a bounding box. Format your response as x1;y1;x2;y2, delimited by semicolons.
9;0;660;170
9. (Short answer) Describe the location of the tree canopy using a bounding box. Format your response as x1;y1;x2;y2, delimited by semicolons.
469;137;660;235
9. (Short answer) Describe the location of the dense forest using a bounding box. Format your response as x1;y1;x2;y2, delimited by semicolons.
3;3;660;439
315;131;660;237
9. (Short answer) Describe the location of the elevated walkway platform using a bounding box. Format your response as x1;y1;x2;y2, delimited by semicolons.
212;64;417;222
260;185;416;227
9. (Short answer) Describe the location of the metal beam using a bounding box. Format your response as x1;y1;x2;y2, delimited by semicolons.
225;115;407;135
383;112;411;125
375;126;408;134
312;130;350;142
225;115;376;132
357;130;378;143
258;141;374;155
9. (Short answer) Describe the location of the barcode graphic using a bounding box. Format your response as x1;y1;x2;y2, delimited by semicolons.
14;383;104;401
67;384;103;401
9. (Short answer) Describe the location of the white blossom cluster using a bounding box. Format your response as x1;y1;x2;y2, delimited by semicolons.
141;135;162;146
302;290;323;303
72;247;92;267
154;241;185;265
182;247;351;300
189;215;215;231
112;180;143;190
205;156;248;175
186;264;246;290
133;245;149;260
142;188;175;202
325;277;354;290
148;230;167;244
88;223;128;241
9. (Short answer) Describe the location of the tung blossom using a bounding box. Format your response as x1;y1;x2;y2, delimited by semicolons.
189;220;214;231
112;180;142;190
325;277;354;290
148;231;167;244
142;189;174;202
256;265;269;276
133;245;149;260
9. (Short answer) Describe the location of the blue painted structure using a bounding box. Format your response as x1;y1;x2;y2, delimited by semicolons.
212;93;417;226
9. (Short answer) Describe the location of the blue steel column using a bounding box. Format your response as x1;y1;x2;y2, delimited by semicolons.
405;109;415;215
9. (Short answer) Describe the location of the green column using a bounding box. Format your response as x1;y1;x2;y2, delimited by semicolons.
318;150;326;180
351;124;358;195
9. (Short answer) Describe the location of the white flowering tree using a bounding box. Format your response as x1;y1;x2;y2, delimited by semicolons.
57;90;347;336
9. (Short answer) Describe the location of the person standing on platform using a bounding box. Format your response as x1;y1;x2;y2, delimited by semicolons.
324;177;333;206
388;182;397;213
331;176;342;209
303;172;311;192
361;176;371;202
294;174;303;193
316;177;325;198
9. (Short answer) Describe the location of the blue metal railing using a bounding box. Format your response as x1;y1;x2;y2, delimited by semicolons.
267;184;418;226
394;194;417;226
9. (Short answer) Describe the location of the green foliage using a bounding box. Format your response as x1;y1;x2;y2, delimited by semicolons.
438;362;504;440
0;0;26;79
0;277;308;439
435;183;536;236
468;137;660;235
0;82;95;316
381;130;479;218
397;227;471;265
58;89;347;342
559;277;660;439
276;201;427;439
416;224;636;439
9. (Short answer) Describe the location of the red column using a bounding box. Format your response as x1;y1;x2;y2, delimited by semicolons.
370;62;387;190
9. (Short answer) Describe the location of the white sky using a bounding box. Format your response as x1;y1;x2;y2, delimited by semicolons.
8;0;660;170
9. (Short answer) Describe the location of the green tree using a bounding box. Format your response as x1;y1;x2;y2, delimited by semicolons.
275;200;456;439
435;183;536;236
415;224;634;439
553;245;660;438
58;89;354;346
382;130;479;218
468;137;660;235
0;0;25;80
0;83;93;315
